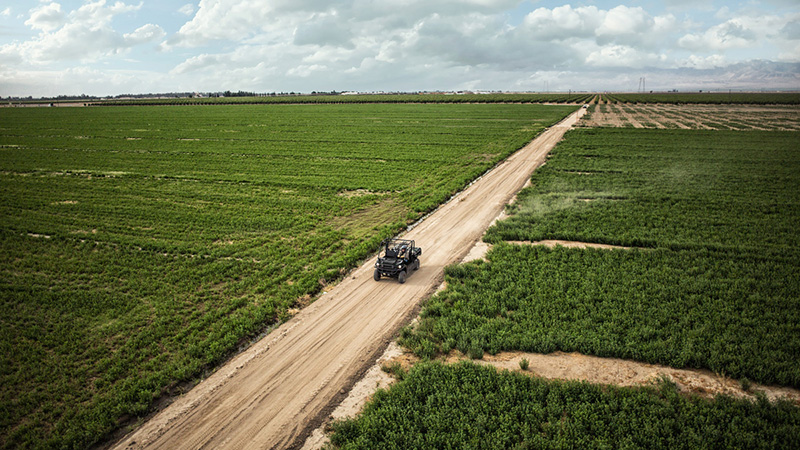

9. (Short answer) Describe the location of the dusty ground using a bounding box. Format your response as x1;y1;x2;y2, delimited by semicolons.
584;103;800;131
457;350;800;404
111;109;586;450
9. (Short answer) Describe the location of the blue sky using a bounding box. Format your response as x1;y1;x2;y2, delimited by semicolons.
1;0;798;97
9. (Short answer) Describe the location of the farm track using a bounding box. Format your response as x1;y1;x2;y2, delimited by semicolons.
112;108;585;450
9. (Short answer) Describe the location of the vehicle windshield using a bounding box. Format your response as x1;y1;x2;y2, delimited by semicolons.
384;241;410;259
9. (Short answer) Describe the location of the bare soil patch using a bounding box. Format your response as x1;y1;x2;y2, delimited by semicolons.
510;240;635;250
585;103;800;130
460;351;800;405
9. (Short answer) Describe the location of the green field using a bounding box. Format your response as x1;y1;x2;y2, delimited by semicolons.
338;124;800;447
401;128;800;386
91;92;595;106
0;103;576;449
330;361;800;450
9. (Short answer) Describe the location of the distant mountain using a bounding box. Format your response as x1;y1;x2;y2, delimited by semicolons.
669;60;800;91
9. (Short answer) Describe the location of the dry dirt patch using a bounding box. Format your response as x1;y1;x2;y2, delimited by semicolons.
586;103;800;130
510;240;635;250
457;351;800;404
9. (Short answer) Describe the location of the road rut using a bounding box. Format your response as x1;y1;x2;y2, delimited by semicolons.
113;107;585;450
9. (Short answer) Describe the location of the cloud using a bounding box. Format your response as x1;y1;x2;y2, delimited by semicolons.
154;1;799;94
585;44;667;68
679;12;800;58
179;3;196;16
165;0;522;49
124;24;166;46
293;13;354;48
3;0;162;64
596;6;651;38
521;5;602;40
25;2;65;32
679;20;757;51
678;54;729;69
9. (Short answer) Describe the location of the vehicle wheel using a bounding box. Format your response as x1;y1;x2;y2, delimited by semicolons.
413;259;420;271
373;269;381;281
398;271;406;284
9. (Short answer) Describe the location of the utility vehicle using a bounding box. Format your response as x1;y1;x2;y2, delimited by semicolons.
374;238;421;284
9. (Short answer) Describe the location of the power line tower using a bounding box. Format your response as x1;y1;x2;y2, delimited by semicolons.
637;77;646;93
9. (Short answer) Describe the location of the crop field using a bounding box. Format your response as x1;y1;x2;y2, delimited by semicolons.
330;107;800;446
93;92;596;107
330;362;800;449
401;128;800;385
0;103;576;449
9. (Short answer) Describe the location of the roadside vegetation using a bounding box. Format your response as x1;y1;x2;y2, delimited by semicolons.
0;103;575;449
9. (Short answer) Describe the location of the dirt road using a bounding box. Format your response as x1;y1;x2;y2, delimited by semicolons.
113;107;585;450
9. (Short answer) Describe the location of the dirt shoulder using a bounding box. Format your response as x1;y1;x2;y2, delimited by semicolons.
111;108;585;450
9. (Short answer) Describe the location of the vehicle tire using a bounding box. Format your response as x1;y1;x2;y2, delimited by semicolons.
413;259;420;271
373;269;381;281
398;271;406;284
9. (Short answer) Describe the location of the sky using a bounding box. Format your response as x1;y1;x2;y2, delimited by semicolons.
1;0;798;97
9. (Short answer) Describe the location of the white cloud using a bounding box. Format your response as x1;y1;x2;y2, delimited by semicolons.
293;13;354;48
25;2;65;32
3;0;160;64
1;7;12;17
519;5;678;51
596;6;651;37
521;5;602;40
678;54;729;69
124;24;166;46
0;65;169;97
679;20;757;51
171;53;226;74
179;3;196;16
585;44;667;68
286;63;327;77
679;12;800;56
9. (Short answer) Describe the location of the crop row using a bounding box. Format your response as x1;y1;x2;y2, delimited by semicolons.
0;103;577;449
400;128;800;387
90;93;595;106
487;129;800;250
330;361;800;449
